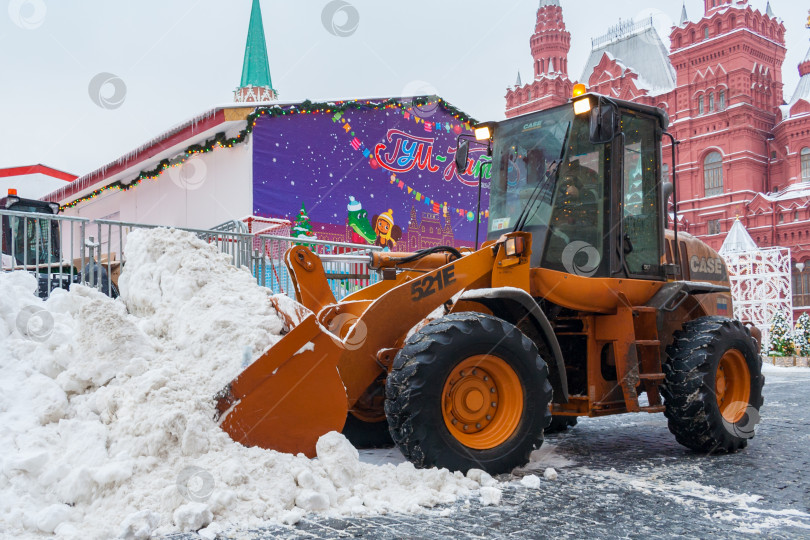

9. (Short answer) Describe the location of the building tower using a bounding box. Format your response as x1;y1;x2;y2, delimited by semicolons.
666;0;786;248
704;0;733;17
505;0;573;117
234;0;278;103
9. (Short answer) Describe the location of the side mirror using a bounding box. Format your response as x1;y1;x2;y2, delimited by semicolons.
662;181;673;227
589;103;616;144
662;181;673;204
455;139;470;173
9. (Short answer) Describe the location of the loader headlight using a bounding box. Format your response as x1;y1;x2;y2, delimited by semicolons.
505;236;524;257
573;97;592;115
474;126;491;141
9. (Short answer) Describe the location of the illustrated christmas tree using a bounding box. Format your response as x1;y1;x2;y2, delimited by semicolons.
292;203;317;240
768;311;794;356
794;313;810;356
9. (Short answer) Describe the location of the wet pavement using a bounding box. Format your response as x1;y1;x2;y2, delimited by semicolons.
169;367;810;539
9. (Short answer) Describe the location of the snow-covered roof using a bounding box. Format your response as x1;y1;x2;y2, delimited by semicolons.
43;95;458;205
781;46;810;118
581;18;677;94
762;182;810;203
719;218;758;254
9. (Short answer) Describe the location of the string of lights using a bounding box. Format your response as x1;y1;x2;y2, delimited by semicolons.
61;98;477;211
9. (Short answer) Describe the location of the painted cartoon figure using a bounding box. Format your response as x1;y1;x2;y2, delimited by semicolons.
346;196;376;244
372;209;402;250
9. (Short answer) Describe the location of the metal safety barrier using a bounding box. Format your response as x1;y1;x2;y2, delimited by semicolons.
1;208;91;298
210;219;249;234
90;219;256;297
2;208;383;302
254;235;383;300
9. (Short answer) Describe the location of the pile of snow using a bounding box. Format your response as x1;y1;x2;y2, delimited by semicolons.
0;228;495;539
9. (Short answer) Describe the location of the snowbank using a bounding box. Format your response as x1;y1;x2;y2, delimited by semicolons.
0;228;489;539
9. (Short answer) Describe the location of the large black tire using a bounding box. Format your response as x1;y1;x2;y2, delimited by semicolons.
341;413;394;449
544;415;578;434
385;312;553;474
661;316;764;453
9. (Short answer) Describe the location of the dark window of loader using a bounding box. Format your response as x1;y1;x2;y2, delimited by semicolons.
621;114;661;276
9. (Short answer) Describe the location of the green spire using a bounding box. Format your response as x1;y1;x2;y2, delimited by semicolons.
240;0;273;88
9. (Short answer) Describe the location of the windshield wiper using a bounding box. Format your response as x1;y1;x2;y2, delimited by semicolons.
512;159;561;233
513;121;571;233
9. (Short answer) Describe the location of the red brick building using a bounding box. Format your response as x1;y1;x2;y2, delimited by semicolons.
505;0;810;313
505;0;573;116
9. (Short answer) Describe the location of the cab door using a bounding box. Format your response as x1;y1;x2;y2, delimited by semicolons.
616;113;664;280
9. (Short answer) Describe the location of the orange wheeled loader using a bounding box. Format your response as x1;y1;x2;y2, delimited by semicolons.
215;91;763;474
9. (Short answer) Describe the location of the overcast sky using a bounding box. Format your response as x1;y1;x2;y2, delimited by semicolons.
0;0;807;176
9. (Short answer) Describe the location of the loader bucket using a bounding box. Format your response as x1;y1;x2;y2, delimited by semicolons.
215;314;348;456
216;237;510;456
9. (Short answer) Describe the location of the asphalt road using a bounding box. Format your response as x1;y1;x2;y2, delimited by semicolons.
169;367;810;539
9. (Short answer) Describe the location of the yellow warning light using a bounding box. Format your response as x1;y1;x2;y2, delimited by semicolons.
572;83;587;98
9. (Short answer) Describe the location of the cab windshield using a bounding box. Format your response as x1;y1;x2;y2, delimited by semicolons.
487;107;609;276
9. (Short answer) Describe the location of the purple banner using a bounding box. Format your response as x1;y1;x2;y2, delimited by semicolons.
251;101;489;250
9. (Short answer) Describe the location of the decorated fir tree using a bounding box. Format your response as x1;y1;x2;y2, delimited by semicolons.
292;203;316;240
767;311;794;356
794;313;810;357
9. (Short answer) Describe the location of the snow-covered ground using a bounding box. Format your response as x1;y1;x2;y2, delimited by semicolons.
0;229;500;539
761;362;810;375
4;227;802;539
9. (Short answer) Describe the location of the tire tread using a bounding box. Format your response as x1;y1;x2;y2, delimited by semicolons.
662;316;764;453
385;312;552;473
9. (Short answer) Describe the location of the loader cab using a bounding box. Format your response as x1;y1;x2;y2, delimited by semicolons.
486;93;668;281
2;191;118;299
1;190;62;267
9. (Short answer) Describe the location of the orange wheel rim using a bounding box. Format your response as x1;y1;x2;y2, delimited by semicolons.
715;349;751;423
441;355;523;450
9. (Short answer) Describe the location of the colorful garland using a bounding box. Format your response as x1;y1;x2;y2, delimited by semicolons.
61;97;478;211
